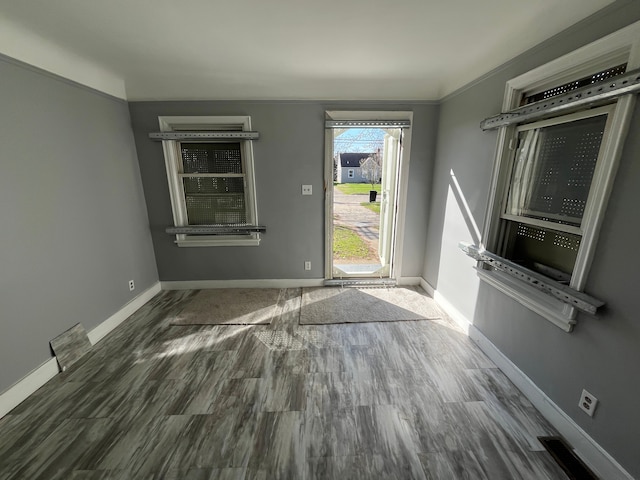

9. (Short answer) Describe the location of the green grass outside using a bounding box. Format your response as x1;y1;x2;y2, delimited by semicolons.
360;202;381;214
333;226;373;260
335;183;381;195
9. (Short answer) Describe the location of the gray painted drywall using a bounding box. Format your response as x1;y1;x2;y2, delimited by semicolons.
129;101;438;281
0;57;158;394
423;2;640;477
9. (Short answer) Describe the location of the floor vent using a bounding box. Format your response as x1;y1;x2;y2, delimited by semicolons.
538;436;598;480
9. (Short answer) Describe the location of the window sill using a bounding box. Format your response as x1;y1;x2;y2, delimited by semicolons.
174;235;261;247
475;267;577;332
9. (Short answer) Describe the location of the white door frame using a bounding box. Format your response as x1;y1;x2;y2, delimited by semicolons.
324;110;414;281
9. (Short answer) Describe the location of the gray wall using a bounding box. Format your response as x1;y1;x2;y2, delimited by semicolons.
0;57;158;394
423;2;640;477
129;101;438;281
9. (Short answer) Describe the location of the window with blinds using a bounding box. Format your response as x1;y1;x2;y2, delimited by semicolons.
498;107;611;282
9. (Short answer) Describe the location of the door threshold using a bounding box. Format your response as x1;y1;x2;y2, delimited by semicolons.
324;278;397;288
334;263;383;275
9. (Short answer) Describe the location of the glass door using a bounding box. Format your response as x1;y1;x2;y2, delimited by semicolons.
327;125;403;279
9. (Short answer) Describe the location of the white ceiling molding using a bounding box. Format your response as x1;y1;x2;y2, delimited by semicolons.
0;15;126;99
0;0;619;101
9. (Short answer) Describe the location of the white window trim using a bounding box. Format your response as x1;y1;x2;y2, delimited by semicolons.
159;115;260;247
480;21;640;331
347;168;355;178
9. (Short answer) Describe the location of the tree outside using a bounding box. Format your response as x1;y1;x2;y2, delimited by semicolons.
359;148;382;202
359;149;382;188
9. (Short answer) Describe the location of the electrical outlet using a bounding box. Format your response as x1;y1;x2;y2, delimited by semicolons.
128;280;135;291
579;389;598;417
304;261;311;271
302;185;312;195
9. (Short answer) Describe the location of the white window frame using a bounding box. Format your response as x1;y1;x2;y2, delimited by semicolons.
479;21;640;331
501;105;614;237
347;168;355;179
159;115;260;247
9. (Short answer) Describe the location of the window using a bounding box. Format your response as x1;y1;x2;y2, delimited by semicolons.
347;168;355;178
499;106;613;283
159;116;260;247
478;23;640;331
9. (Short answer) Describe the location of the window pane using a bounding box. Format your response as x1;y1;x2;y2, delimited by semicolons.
183;177;246;225
506;115;607;226
183;177;244;195
179;143;248;226
185;194;247;225
181;143;242;174
503;221;581;281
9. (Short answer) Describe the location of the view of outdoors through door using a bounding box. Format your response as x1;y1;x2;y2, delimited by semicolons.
332;127;401;278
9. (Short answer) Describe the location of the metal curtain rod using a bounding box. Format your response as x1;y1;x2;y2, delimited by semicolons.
149;131;260;141
166;225;266;235
325;120;411;128
458;242;604;315
480;67;640;130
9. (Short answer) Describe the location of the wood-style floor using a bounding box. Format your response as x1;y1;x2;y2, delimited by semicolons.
0;288;568;479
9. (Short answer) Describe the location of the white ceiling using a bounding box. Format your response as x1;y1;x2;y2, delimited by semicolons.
0;0;616;101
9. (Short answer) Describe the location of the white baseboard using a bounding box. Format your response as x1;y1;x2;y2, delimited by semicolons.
469;326;634;480
0;358;59;419
420;277;632;480
419;278;435;296
161;279;325;290
420;278;472;334
163;278;421;290
0;281;161;419
87;281;161;345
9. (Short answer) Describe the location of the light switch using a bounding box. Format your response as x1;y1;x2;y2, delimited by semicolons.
302;185;312;195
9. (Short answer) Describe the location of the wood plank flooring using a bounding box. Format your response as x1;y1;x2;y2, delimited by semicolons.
0;288;569;479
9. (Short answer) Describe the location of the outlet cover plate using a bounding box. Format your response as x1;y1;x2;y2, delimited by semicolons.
578;389;598;417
